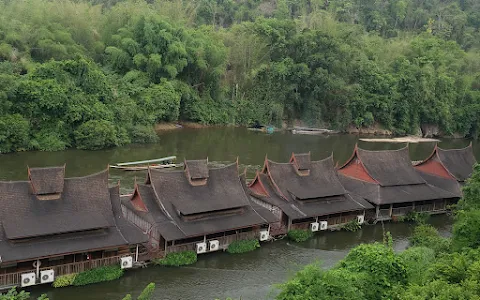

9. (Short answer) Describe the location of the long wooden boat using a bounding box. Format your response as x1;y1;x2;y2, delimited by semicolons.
110;163;177;171
291;127;338;135
110;156;177;171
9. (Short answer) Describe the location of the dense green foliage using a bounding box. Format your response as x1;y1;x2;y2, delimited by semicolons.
287;229;314;242
52;273;77;288
153;250;197;266
0;289;48;300
227;239;260;254
276;164;480;300
343;219;361;232
72;265;124;286
0;0;479;151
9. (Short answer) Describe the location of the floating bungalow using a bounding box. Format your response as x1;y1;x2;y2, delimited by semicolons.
247;153;374;235
0;166;147;288
338;146;460;221
121;159;276;257
415;143;476;188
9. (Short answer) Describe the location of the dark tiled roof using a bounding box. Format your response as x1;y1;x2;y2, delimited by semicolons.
3;211;109;239
249;157;373;219
28;166;65;195
149;163;249;215
109;186;148;245
338;173;459;205
292;153;311;170
136;163;269;239
185;159;209;179
438;145;476;181
267;155;346;200
120;185;185;241
416;170;462;198
357;147;426;186
0;169;147;263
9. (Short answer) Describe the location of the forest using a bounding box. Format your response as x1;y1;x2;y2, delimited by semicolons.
275;164;480;300
0;0;479;151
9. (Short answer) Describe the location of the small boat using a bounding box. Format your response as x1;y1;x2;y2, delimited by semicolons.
291;127;338;135
110;156;177;171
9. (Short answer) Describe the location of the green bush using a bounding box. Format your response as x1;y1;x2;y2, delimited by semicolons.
287;229;314;242
52;273;77;288
74;119;118;150
227;239;260;254
404;211;430;224
410;224;451;254
153;251;197;266
343;220;361;232
130;125;158;144
72;265;124;286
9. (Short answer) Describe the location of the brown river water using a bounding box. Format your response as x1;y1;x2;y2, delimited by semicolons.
0;127;473;300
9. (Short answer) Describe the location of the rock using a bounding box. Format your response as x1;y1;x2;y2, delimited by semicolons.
420;124;440;138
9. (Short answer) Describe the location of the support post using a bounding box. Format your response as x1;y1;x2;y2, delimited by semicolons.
135;245;139;262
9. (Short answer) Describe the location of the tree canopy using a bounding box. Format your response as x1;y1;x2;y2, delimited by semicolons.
0;0;479;151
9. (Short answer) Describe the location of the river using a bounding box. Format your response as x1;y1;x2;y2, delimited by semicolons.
1;127;472;300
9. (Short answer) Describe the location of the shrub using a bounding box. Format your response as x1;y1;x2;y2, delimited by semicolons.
72;265;124;286
287;229;314;242
410;224;451;254
343;220;361;232
52;273;77;288
452;209;480;250
74;119;118;150
130;125;158;143
404;211;429;223
227;239;260;254
153;251;197;266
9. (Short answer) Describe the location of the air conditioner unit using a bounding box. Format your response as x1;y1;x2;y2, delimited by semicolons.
320;221;328;231
209;240;220;251
21;272;36;287
259;229;270;241
357;215;365;225
120;256;133;269
40;269;54;284
310;222;319;232
196;242;207;254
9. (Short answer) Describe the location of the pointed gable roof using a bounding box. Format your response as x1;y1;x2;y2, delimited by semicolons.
28;165;65;195
354;146;426;186
414;143;476;182
0;167;147;263
148;162;250;215
290;152;311;170
437;144;476;181
264;154;346;201
184;159;209;180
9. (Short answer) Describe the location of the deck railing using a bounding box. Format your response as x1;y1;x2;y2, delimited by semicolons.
0;255;125;288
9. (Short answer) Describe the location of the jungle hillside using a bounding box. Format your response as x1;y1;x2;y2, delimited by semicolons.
0;0;479;151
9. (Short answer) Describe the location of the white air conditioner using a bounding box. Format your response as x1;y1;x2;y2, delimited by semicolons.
209;240;220;251
259;229;270;241
120;256;133;269
320;221;328;231
196;242;207;254
40;269;54;284
310;222;319;232
21;272;36;287
357;215;365;225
